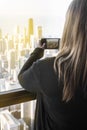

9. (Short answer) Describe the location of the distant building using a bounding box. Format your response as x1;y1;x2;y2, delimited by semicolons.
8;49;16;70
16;25;20;35
23;27;27;48
37;26;42;40
28;18;34;45
0;29;2;39
0;39;7;54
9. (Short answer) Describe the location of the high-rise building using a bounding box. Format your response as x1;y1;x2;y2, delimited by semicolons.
8;39;14;51
16;25;20;35
28;18;34;45
23;27;27;48
30;35;35;49
0;39;7;54
20;49;29;57
37;26;42;40
0;29;2;39
7;49;16;72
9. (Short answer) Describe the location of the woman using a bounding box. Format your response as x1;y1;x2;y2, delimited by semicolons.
18;0;87;129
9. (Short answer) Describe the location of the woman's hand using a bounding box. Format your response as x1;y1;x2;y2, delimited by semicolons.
38;42;46;49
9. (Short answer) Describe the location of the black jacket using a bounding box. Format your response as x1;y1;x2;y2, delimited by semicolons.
18;48;87;130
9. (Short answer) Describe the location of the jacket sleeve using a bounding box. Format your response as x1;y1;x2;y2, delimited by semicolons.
18;47;44;93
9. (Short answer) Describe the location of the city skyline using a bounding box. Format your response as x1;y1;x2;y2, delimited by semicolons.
0;15;65;38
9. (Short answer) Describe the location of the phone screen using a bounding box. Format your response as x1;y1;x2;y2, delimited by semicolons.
40;38;60;49
46;38;59;49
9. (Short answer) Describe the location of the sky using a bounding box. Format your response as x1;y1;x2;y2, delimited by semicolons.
0;0;72;37
0;0;72;16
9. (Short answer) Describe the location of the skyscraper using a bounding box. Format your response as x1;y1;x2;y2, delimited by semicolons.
16;25;20;34
28;18;34;45
8;49;16;72
37;26;42;40
23;27;27;48
0;39;7;54
0;29;2;39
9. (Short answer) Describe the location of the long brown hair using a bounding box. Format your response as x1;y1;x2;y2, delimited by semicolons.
54;0;87;102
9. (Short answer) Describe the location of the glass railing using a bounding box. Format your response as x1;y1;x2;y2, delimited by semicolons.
0;100;36;130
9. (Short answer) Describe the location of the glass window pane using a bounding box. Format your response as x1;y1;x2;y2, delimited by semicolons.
0;100;36;130
0;0;72;92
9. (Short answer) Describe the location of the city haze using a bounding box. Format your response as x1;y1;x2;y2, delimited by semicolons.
0;0;72;37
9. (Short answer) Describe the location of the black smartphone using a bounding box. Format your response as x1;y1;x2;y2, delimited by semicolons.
39;38;60;49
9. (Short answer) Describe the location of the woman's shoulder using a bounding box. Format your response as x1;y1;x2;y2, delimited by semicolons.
38;56;56;66
36;56;56;75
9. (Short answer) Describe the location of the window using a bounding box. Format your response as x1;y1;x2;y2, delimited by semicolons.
0;0;72;129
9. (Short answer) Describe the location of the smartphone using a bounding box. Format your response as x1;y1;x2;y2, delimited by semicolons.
40;38;60;49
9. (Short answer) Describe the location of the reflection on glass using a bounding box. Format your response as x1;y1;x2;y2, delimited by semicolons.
0;100;36;130
0;18;42;92
0;17;58;92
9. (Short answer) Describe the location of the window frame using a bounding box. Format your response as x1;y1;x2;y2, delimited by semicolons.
0;88;36;108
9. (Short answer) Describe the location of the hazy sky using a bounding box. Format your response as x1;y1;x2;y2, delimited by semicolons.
0;0;72;16
0;0;72;37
